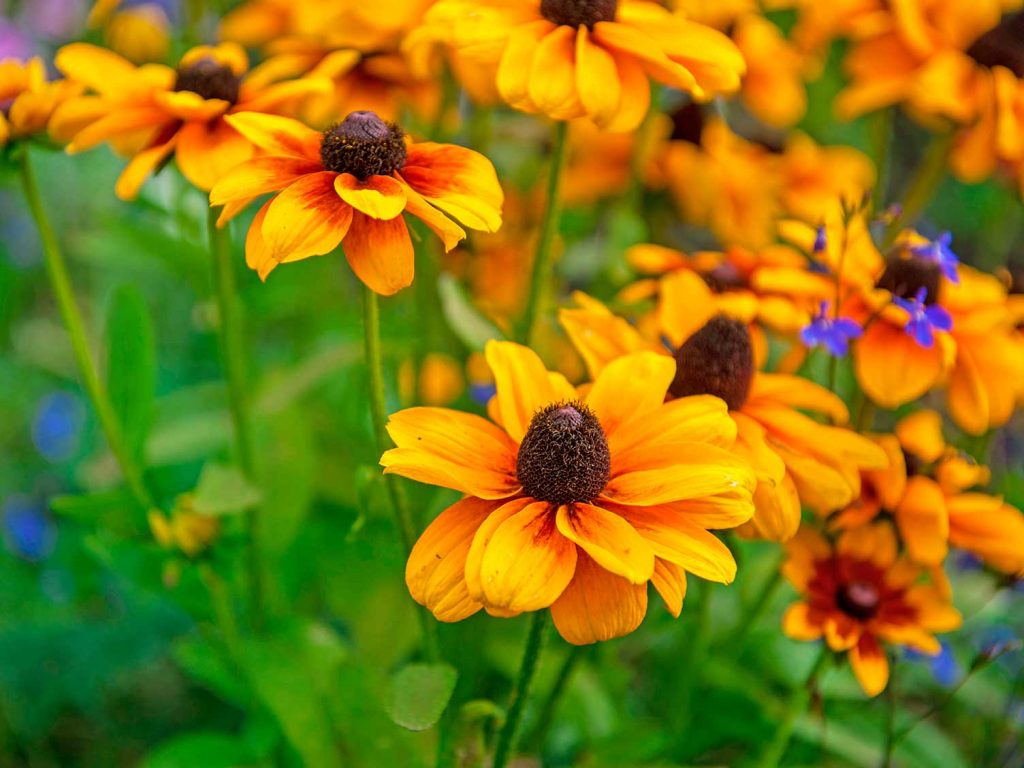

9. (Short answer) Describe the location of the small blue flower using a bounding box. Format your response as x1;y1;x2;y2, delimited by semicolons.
905;642;961;687
892;288;952;348
32;391;84;462
2;496;56;562
813;226;827;255
469;382;497;406
799;301;863;357
911;232;960;284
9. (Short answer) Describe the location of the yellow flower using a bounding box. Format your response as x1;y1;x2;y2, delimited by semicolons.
0;58;82;147
209;110;502;294
561;288;887;542
417;0;745;131
148;502;221;558
50;42;328;198
782;523;961;696
383;341;755;644
89;1;170;64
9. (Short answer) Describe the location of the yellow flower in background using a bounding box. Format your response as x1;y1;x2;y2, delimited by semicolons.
89;0;170;64
782;523;961;696
209;110;502;293
418;0;745;131
148;502;221;558
383;341;755;644
50;42;328;198
0;58;82;147
561;288;887;542
399;353;465;407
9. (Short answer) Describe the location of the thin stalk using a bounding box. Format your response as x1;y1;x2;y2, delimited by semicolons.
207;207;263;626
754;646;829;768
883;132;955;247
869;108;893;213
733;566;783;648
890;660;985;749
519;120;570;346
881;657;898;768
528;645;583;749
492;612;548;768
18;148;154;511
361;284;440;660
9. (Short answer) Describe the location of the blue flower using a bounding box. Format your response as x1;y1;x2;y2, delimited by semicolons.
812;226;827;255
2;496;56;562
906;642;960;687
32;391;84;462
911;232;959;284
469;382;497;406
799;301;863;357
892;288;952;348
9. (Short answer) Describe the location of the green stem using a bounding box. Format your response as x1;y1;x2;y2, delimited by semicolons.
492;612;548;768
881;657;898;768
361;284;440;660
207;208;263;627
869;108;893;213
18;148;154;511
519;120;570;346
733;565;783;648
528;644;583;749
883;132;954;247
754;647;829;768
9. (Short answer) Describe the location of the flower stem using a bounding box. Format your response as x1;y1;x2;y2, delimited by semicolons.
519;120;570;346
732;562;783;648
883;131;955;247
881;656;898;768
755;646;829;768
492;611;548;768
528;644;583;749
18;148;154;512
361;284;440;660
207;207;263;627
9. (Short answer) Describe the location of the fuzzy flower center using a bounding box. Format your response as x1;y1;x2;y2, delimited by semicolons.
967;12;1024;77
515;402;611;506
876;252;941;305
835;580;881;621
174;58;241;104
540;0;618;28
320;111;407;180
669;315;754;411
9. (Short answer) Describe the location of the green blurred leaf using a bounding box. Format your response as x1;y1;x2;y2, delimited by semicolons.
105;284;156;464
255;407;316;559
192;462;261;516
142;731;257;768
387;662;459;732
172;636;249;708
48;488;139;532
438;273;504;352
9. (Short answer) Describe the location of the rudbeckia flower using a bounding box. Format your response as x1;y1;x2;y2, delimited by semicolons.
49;42;328;199
209;110;503;294
561;288;888;542
0;57;82;147
782;523;962;696
416;0;745;131
832;410;1024;574
382;341;756;644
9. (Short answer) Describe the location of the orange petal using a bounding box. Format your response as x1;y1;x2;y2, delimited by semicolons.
398;178;467;252
584;351;675;438
402;142;503;232
175;118;254;192
603;50;649;132
894;409;946;463
406;497;496;622
855;320;947;408
381;407;519;499
849;634;889;697
782;602;824;641
894;477;949;565
555;503;654;584
224;111;322;160
527;25;584;120
484;341;563;443
496;20;552;112
209;155;323;212
650;559;686;617
550;552;648;645
575;26;621;127
65;108;170;154
334;173;407;220
608;395;736;461
55;42;165;95
657;269;717;348
592;21;696;93
114;132;178;201
604;449;754;507
342;211;414;296
152;90;231;122
616;505;738;583
258;172;351;280
748;373;849;425
477;502;577;611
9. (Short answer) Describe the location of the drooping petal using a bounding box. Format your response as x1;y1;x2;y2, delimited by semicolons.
616;505;738;583
550;552;648;645
401;142;503;232
397;178;467;251
464;497;535;602
849;634;889;697
575;25;621;127
527;25;584;120
114;131;178;201
496;20;552;112
555;503;654;584
334;173;407;220
175;118;255;192
650;559;686;617
342;211;414;296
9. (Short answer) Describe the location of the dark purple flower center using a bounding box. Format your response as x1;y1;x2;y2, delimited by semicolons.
540;0;618;28
173;57;241;104
320;111;407;179
516;402;611;505
967;12;1024;77
836;580;881;621
669;315;754;411
876;252;941;305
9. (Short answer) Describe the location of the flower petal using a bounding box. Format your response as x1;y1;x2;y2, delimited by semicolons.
341;212;415;295
849;634;889;697
527;25;584;120
209;155;323;213
650;559;686;617
114;131;178;201
555;503;654;584
894;476;949;565
550;552;648;645
615;505;738;583
584;351;675;438
224;111;322;160
484;341;562;443
402;142;503;232
176;118;254;192
575;25;621;127
782;602;824;641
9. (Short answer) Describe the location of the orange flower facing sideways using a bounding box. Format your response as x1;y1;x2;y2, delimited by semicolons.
382;341;756;644
417;0;745;131
209;110;503;294
0;58;83;147
834;410;1024;574
783;523;962;696
49;42;328;199
561;287;888;542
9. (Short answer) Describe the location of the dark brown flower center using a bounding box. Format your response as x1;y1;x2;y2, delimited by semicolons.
876;252;941;304
516;402;611;506
669;102;705;145
320;111;407;180
540;0;617;28
669;315;754;411
173;58;241;104
967;12;1024;78
835;580;881;621
702;263;746;293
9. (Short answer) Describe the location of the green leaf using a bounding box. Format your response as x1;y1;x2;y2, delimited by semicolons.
438;273;504;352
255;407;316;559
387;662;459;732
105;284;156;464
48;489;139;533
172;636;249;708
192;462;262;516
142;732;256;768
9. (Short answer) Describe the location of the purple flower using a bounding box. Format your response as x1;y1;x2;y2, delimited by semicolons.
911;231;960;284
799;301;862;357
812;226;827;255
892;288;952;348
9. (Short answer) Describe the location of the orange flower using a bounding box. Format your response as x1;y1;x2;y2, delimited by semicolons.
383;341;756;644
782;523;962;696
0;58;82;147
417;0;745;131
209;110;503;294
50;42;328;199
561;287;887;542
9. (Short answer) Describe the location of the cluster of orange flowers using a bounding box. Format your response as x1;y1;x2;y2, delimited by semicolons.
4;0;1024;703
